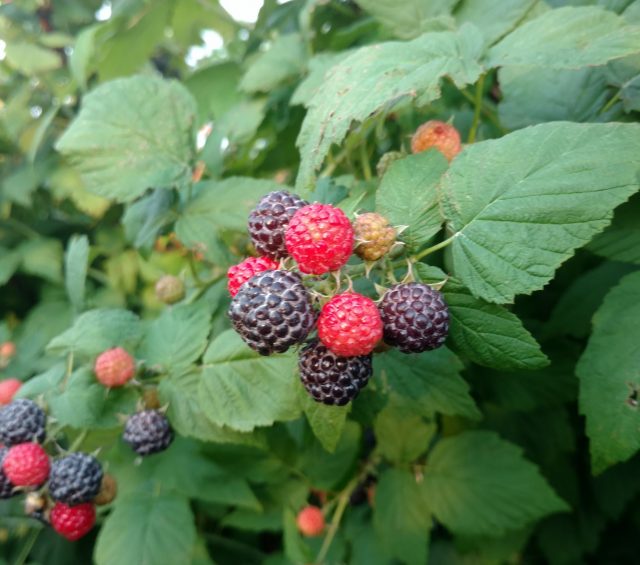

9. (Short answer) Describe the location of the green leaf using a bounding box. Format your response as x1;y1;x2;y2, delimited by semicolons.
240;33;306;93
0;249;21;285
16;364;66;399
95;493;197;565
373;468;432;565
374;401;435;463
547;262;637;339
64;235;89;312
606;55;640;113
139;304;210;372
577;271;640;473
498;66;610;130
588;193;640;264
377;348;480;420
291;52;351;107
355;0;457;40
295;26;483;188
454;0;537;46
199;330;301;432
300;387;349;453
375;152;448;251
440;122;640;303
297;421;361;490
19;238;63;283
444;278;549;370
159;369;265;447
422;431;568;536
55;75;196;202
5;41;62;75
487;6;640;69
47;308;141;358
184;61;242;121
122;189;176;249
48;368;138;429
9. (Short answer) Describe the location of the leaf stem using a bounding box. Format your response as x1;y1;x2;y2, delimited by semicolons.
14;528;40;565
69;429;88;452
600;89;621;115
360;140;372;181
412;235;456;262
468;74;485;143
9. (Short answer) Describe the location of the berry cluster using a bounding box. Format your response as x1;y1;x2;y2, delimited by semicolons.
226;190;451;406
0;398;107;541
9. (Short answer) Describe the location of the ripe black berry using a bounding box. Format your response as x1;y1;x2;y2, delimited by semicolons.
248;191;308;259
228;270;316;356
49;453;103;506
299;340;372;406
378;283;449;353
123;410;173;456
0;447;16;499
0;398;46;446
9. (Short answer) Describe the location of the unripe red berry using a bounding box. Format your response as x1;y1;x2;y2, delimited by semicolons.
318;293;383;357
227;256;279;297
296;505;325;537
285;204;354;275
2;443;50;487
0;379;22;405
411;120;461;162
50;502;96;541
94;347;136;388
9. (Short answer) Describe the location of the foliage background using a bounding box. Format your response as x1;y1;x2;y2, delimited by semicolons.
1;0;640;564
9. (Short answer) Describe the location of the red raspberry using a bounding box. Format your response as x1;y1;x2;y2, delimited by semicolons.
411;120;461;162
0;379;21;405
94;347;136;388
296;505;325;537
318;293;383;357
285;204;354;275
50;502;96;541
2;443;50;487
227;256;279;296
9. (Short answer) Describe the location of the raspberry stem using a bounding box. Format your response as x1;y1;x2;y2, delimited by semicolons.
468;74;485;144
412;234;456;261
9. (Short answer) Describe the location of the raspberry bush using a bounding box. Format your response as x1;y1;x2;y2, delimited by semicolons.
1;1;640;564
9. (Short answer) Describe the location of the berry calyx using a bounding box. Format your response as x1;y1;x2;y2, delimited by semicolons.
2;443;50;487
94;473;118;506
353;213;397;262
378;283;449;353
318;293;382;357
248;190;308;259
155;275;185;304
299;340;372;406
50;502;96;541
0;398;46;445
94;347;136;388
285;204;354;275
411;120;461;162
0;379;22;405
228;270;316;356
123;410;173;456
49;452;103;506
296;505;325;537
227;256;279;297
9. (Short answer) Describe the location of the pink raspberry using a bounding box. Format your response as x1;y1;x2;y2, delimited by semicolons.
94;347;136;388
296;505;325;537
50;502;96;541
318;293;383;356
0;379;22;405
411;120;462;162
285;204;354;275
2;443;50;487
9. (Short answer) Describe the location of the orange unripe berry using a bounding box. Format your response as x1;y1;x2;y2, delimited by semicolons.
94;347;136;388
411;120;461;162
0;342;16;359
296;505;325;537
0;379;22;405
94;473;118;506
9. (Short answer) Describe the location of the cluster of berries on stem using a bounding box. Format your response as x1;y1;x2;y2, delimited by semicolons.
226;187;451;406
